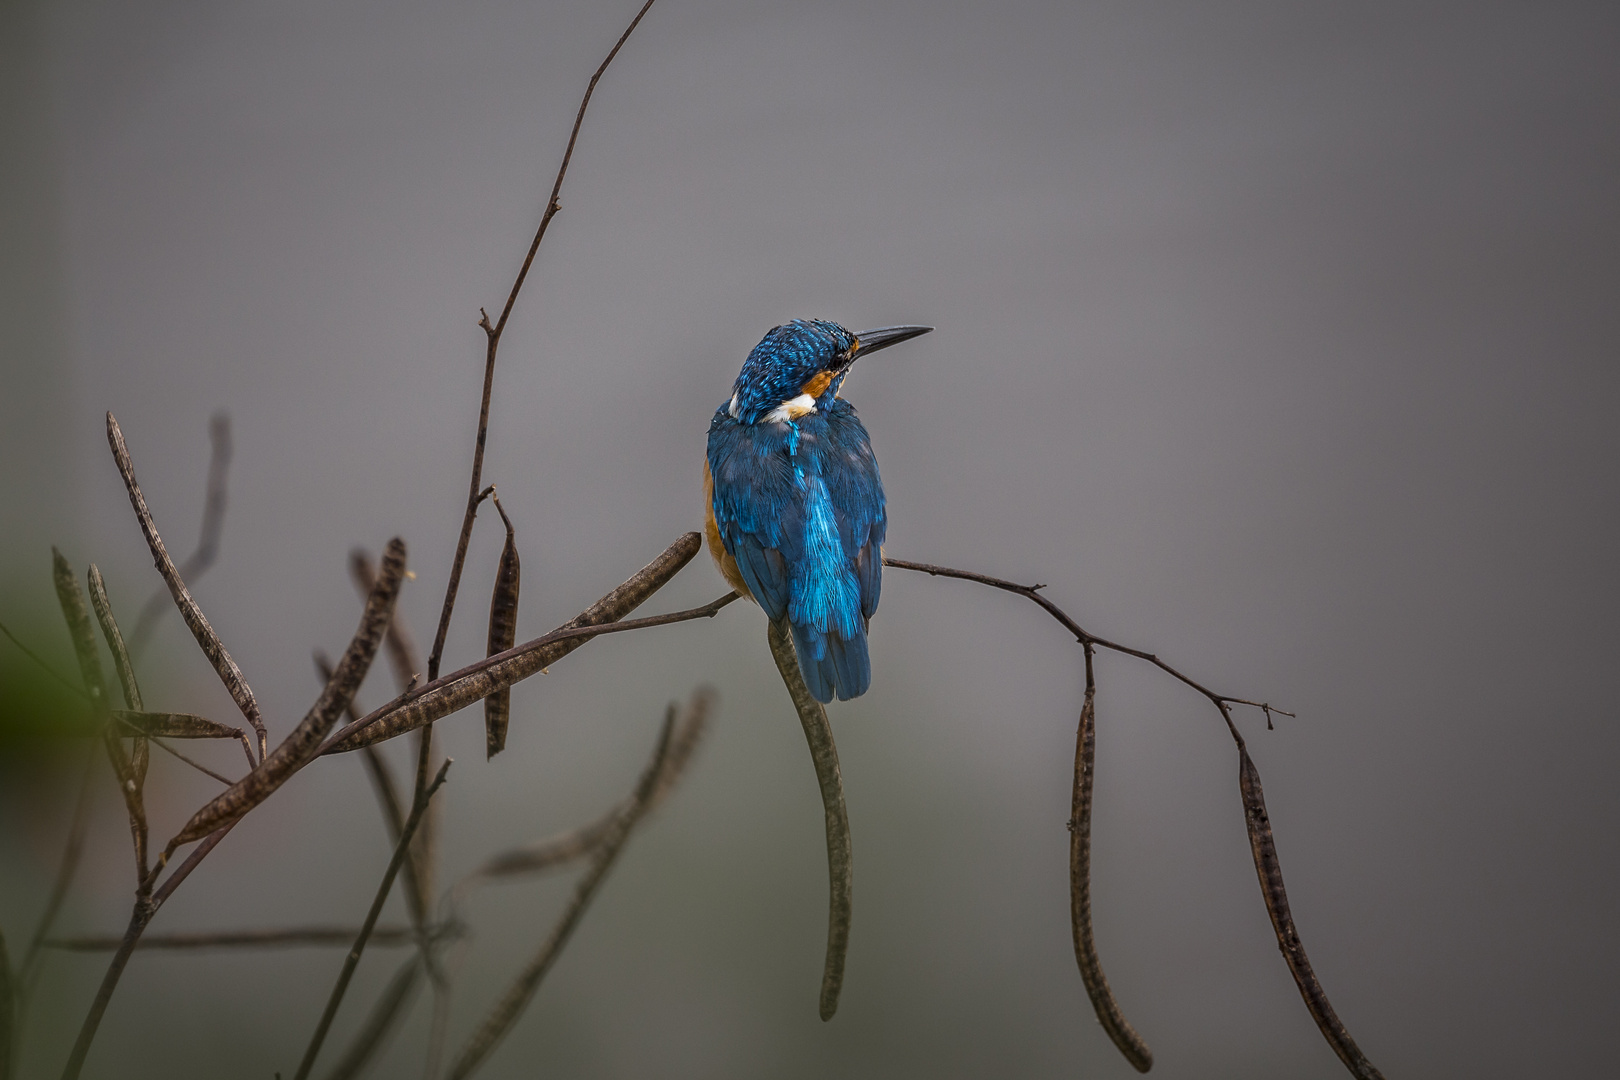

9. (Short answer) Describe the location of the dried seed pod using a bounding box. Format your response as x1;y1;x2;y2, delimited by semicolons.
484;492;521;758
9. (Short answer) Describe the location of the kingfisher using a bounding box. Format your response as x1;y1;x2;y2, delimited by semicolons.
705;319;933;703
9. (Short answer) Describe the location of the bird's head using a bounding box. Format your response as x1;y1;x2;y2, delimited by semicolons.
726;319;932;425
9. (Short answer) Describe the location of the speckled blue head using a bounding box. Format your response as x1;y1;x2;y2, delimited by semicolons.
725;319;933;425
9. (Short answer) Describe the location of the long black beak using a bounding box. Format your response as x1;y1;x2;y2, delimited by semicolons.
852;324;933;359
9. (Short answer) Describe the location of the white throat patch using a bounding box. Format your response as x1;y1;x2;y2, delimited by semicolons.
764;394;817;423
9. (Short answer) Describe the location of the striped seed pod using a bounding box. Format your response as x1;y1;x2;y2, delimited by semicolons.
485;492;521;758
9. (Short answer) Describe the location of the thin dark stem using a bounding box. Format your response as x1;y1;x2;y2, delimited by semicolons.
0;619;89;700
141;735;235;785
57;900;154;1080
42;926;449;952
295;760;452;1080
883;558;1292;722
425;0;660;685
21;747;98;987
1;924;13;1080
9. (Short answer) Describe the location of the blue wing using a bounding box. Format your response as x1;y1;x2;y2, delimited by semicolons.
707;407;796;623
706;401;885;703
823;398;886;623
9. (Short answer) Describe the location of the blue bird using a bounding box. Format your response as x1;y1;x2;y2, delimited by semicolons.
705;319;933;703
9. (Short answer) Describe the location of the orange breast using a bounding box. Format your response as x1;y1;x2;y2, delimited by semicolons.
703;457;752;601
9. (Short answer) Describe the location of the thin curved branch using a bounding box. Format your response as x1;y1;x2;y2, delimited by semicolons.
766;620;852;1022
425;0;661;685
42;926;450;952
886;554;1382;1078
883;558;1291;725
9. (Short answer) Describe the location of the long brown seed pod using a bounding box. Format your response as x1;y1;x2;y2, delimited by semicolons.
86;567;141;712
111;711;243;740
321;532;708;755
1070;644;1152;1071
1238;744;1386;1080
50;550;105;706
106;412;268;760
766;619;852;1022
53;552;147;881
167;539;407;848
484;492;521;758
85;565;151;881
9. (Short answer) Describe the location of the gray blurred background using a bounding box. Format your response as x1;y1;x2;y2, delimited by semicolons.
3;1;1618;1077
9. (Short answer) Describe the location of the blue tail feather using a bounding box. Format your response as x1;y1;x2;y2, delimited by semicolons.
791;620;871;704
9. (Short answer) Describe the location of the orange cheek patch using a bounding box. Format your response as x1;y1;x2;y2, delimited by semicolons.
800;370;834;398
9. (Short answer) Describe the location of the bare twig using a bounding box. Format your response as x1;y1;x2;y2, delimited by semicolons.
321;956;423;1080
107;412;267;761
1069;644;1152;1071
21;748;98;988
130;412;232;657
883;558;1293;722
321;533;722;755
446;689;707;1080
766;620;851;1021
43;926;449;952
121;734;236;785
295;760;452;1080
886;555;1381;1077
0;619;89;700
425;0;661;685
1;926;14;1080
165;539;407;850
57;898;155;1080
